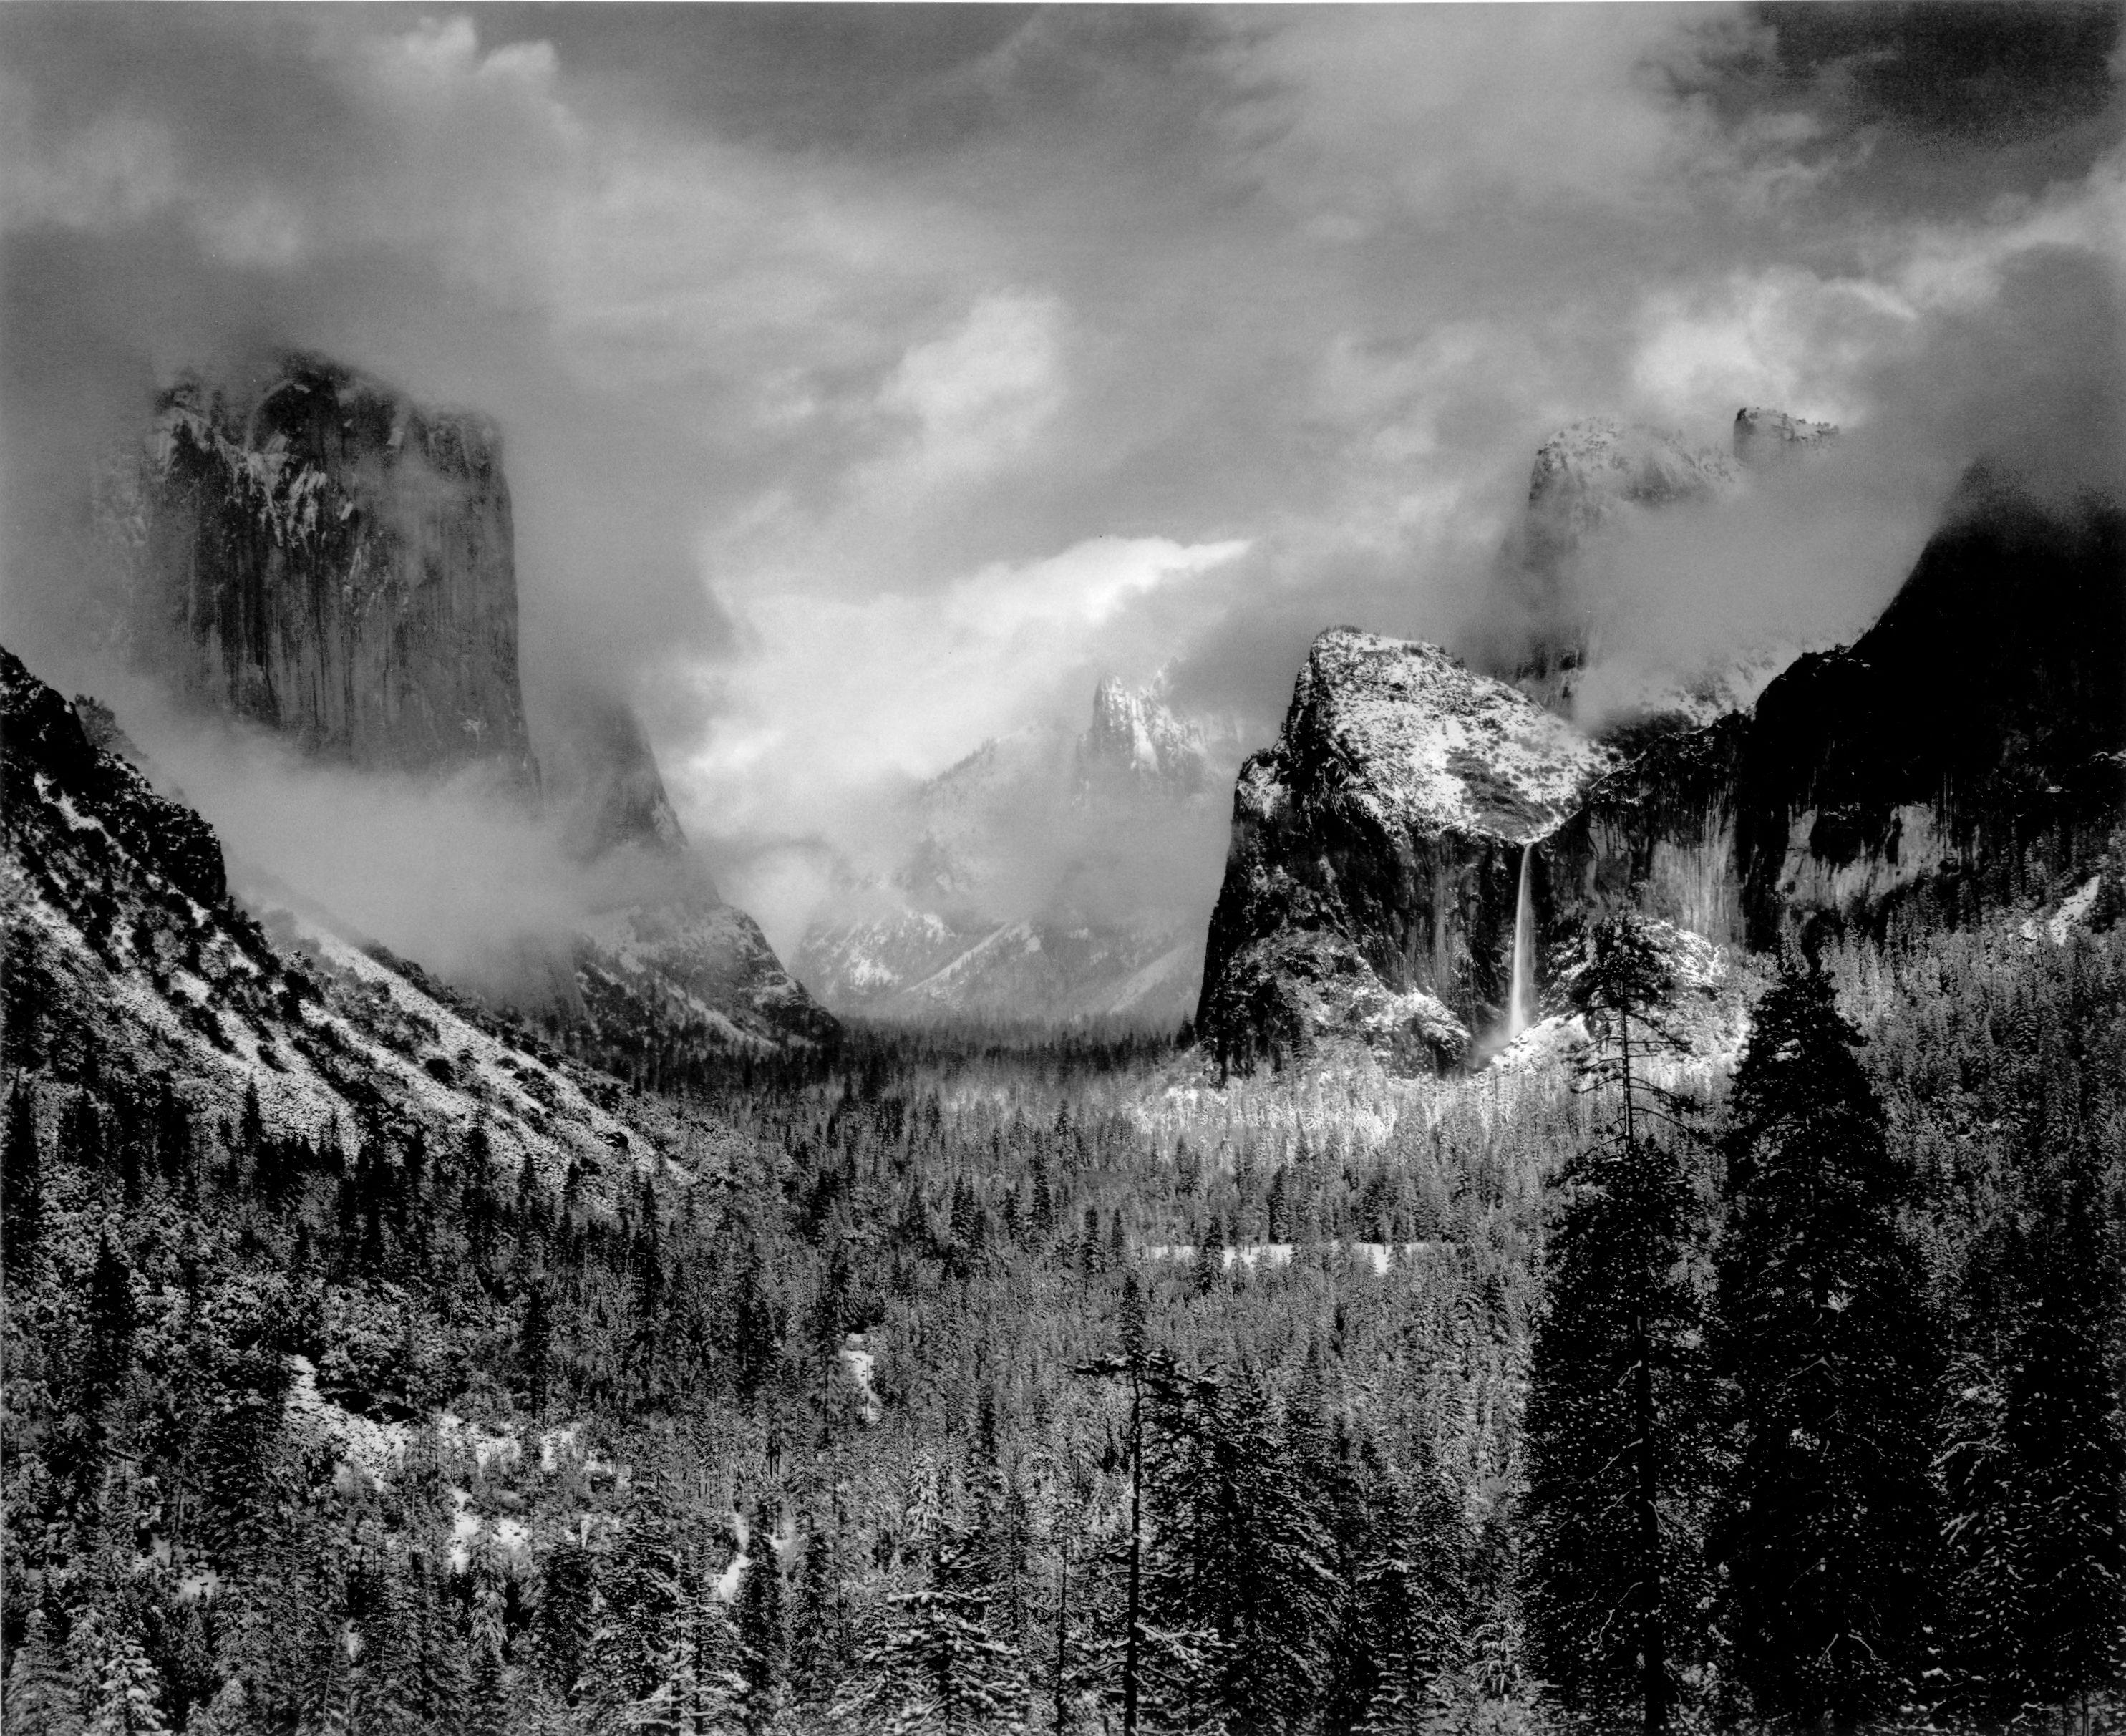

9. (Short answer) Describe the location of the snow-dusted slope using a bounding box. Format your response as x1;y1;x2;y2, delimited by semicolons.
1;644;721;1191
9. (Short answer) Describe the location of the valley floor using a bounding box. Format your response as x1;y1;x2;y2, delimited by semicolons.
4;877;2125;1733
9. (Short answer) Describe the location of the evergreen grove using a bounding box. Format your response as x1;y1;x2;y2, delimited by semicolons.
2;899;2122;1733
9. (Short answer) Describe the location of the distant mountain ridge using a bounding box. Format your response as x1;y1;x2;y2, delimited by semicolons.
799;677;1236;1026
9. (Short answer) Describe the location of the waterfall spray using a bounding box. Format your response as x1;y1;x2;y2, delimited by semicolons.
1507;843;1536;1039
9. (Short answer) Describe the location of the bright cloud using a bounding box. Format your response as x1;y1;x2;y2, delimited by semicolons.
1;4;2118;952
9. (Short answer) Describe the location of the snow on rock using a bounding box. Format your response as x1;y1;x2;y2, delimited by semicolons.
839;1333;884;1425
113;354;537;783
1280;631;1615;844
1198;631;1613;1074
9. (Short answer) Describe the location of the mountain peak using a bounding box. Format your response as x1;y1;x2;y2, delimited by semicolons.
1079;675;1210;795
1733;405;1838;466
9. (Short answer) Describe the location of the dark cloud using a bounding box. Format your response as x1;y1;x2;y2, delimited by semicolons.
1763;1;2120;142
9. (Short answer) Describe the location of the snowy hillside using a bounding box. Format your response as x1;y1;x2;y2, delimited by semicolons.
1;644;726;1194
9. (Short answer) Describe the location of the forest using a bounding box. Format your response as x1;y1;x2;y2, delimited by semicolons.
2;878;2123;1735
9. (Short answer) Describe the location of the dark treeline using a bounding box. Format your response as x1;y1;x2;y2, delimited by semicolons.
2;897;2122;1733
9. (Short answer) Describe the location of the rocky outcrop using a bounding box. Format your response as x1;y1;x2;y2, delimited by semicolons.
109;351;833;1050
1200;475;2125;1075
122;353;535;782
1195;631;1615;1072
539;687;690;862
1562;470;2126;949
1732;407;1838;467
1078;676;1214;800
1502;418;1741;684
1;645;226;908
577;893;839;1050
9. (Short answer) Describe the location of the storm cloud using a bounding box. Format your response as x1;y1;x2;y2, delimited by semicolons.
2;4;2119;957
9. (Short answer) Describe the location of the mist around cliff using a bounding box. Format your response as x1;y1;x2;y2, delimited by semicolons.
79;673;708;1004
1468;246;2126;734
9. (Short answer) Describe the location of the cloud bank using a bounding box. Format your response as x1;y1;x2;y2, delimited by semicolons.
1;4;2118;961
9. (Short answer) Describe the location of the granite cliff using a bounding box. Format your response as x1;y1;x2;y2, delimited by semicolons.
1198;469;2124;1075
120;354;535;782
106;353;830;1051
1195;631;1615;1071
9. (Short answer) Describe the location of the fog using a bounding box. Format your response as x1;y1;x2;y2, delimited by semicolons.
1468;246;2126;732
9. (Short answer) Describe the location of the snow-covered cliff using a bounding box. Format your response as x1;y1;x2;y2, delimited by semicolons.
1195;631;1616;1072
1199;472;2124;1076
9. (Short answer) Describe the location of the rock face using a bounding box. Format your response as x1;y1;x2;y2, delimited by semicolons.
538;687;690;862
1732;407;1838;467
123;354;535;782
1504;417;1740;684
0;645;226;908
1563;471;2126;950
1196;630;1616;1072
800;677;1231;1025
1199;475;2125;1075
1078;676;1214;800
110;351;831;1050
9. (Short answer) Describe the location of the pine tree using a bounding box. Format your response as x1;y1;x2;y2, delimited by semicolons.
1143;1369;1339;1733
1351;1454;1465;1735
1710;955;1941;1732
1524;910;1709;1733
5;1608;88;1736
582;1480;688;1730
520;1279;554;1416
72;1606;170;1736
84;1234;136;1414
788;1519;846;1717
1999;1151;2124;1721
467;1553;510;1736
838;1504;1024;1735
531;1533;597;1705
735;1501;788;1733
5;1082;43;1276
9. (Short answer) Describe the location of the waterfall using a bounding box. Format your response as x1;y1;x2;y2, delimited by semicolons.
1507;843;1536;1039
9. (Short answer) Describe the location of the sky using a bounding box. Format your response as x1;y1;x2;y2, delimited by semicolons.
2;2;2122;953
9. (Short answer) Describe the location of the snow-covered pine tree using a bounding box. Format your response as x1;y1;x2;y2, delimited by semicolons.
1521;910;1712;1733
580;1480;689;1731
734;1500;789;1733
4;1608;88;1736
1711;953;1941;1730
1999;1145;2125;1722
1352;1451;1466;1736
835;1498;1024;1735
1142;1367;1337;1733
